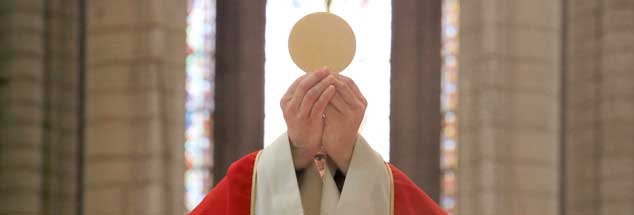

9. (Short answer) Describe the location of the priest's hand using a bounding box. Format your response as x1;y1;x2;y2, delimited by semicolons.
281;68;337;170
323;75;367;174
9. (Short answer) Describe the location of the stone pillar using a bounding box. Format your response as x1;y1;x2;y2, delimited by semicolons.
563;1;601;214
42;0;80;214
457;0;561;214
213;0;265;184
0;1;46;214
595;1;634;213
390;0;442;202
85;0;186;214
1;0;81;214
565;0;634;214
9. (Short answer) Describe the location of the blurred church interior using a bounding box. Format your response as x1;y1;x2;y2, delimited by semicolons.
0;0;632;214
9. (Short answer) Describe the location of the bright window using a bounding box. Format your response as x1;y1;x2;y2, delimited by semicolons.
264;0;392;160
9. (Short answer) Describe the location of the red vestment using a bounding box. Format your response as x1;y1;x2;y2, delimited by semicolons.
189;151;447;215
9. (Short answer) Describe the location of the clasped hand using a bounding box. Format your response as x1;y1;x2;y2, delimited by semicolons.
281;68;367;174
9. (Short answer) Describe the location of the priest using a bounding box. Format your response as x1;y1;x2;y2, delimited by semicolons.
189;68;447;215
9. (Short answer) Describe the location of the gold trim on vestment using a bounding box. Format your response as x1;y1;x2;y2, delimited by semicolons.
250;151;262;215
385;162;395;215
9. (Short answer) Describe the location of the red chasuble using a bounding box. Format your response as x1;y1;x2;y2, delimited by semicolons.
189;151;447;215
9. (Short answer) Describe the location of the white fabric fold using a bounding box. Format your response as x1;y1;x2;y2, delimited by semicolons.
254;133;304;215
300;162;323;215
254;133;392;215
331;135;391;215
320;162;340;215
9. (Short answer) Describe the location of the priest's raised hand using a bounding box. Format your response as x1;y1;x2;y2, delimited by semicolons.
322;74;366;175
280;68;336;170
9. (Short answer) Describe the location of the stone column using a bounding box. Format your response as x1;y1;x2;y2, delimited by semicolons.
390;0;442;202
595;1;634;213
457;0;561;214
85;0;186;214
564;0;634;214
1;0;81;214
42;0;80;214
213;0;266;183
0;1;46;214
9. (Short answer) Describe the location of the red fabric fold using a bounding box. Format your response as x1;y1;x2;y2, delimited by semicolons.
389;164;448;215
189;152;447;215
188;151;259;215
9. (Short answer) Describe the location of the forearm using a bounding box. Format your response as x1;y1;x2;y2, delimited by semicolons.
326;135;357;174
289;138;317;170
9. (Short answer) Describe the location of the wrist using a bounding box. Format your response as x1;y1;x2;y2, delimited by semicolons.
289;139;318;170
328;139;355;174
331;153;352;174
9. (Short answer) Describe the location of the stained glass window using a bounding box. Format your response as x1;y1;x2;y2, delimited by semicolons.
264;0;392;160
185;0;216;211
441;0;459;214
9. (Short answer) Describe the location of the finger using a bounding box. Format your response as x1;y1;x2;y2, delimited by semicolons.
281;75;305;108
289;68;329;109
332;76;359;108
299;74;337;116
310;85;336;119
328;92;347;114
340;75;367;106
324;105;339;117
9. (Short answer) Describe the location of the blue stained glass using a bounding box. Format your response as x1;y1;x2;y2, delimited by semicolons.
441;0;459;214
186;0;216;211
292;0;302;8
443;26;455;38
442;196;456;208
443;139;456;151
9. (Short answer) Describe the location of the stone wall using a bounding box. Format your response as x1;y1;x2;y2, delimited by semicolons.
1;0;80;214
85;0;186;214
42;0;80;214
0;1;47;214
0;0;187;214
457;0;562;214
564;0;634;214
